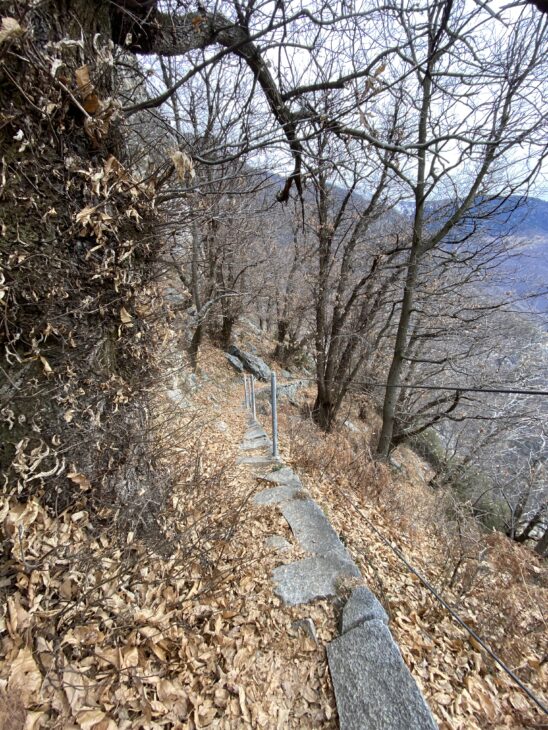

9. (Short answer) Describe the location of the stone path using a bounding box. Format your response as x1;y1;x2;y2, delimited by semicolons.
328;613;437;730
240;413;437;729
250;455;360;605
236;417;279;467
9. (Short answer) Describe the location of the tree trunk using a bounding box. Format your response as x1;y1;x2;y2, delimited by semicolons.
514;503;547;544
376;247;420;458
376;52;433;459
188;323;203;372
312;390;336;431
274;320;288;361
506;483;532;540
219;315;235;350
534;524;548;558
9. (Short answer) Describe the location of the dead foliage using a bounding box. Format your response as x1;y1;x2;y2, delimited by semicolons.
0;1;184;522
0;385;253;729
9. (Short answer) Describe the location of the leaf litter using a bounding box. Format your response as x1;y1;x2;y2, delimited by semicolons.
280;390;547;730
2;339;546;729
1;347;337;729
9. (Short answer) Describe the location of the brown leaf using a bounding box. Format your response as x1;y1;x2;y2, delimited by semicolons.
83;94;101;115
39;356;52;374
7;648;42;706
120;307;132;324
64;666;87;714
76;709;114;730
508;692;530;712
75;65;92;93
67;472;91;491
120;646;139;670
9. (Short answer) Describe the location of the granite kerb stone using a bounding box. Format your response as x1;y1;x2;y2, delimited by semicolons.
273;555;361;606
241;436;272;451
237;454;281;466
340;586;389;633
253;484;304;506
280;498;354;563
327;619;438;730
264;535;292;551
259;466;302;489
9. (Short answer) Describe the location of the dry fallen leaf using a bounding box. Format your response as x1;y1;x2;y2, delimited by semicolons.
120;306;132;324
39;356;52;374
67;472;91;491
76;708;115;730
7;648;42;706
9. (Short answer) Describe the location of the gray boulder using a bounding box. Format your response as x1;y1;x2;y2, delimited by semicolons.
256;380;306;404
344;419;360;433
229;345;271;381
225;352;244;372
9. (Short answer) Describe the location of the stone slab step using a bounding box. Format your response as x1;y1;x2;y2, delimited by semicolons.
253;484;304;506
241;437;272;451
272;555;360;605
259;466;303;489
327;619;437;730
237;454;281;467
280;498;353;563
264;535;292;552
244;424;267;436
340;586;389;633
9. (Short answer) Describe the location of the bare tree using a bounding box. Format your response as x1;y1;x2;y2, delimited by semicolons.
371;2;548;457
295;113;406;429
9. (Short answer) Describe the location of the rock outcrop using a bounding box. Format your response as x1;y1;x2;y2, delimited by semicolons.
228;345;271;380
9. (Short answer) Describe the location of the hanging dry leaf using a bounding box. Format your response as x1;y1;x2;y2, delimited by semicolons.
75;65;101;114
75;65;92;95
0;17;23;44
67;472;91;491
39;356;52;374
170;150;195;182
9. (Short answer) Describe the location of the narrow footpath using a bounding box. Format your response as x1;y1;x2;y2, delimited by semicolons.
237;403;437;730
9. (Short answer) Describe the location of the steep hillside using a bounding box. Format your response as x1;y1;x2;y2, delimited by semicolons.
2;2;547;728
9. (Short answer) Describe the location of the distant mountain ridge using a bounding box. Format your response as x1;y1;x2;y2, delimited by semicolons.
397;195;548;238
397;195;548;312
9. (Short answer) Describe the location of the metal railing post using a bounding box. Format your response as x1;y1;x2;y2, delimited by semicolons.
251;376;256;420
244;374;249;408
271;371;278;458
